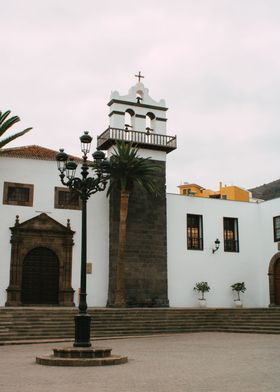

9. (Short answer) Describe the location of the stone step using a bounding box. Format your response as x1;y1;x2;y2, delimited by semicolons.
2;308;279;313
1;307;280;343
4;319;280;329
5;316;280;321
3;325;280;336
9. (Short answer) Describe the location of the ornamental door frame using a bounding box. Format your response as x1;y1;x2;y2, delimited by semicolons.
6;213;75;307
268;251;280;306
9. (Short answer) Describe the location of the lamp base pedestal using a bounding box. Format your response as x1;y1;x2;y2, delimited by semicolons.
36;346;128;366
73;313;91;347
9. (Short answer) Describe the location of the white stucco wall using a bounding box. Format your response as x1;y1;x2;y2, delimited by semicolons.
0;156;109;307
166;193;279;308
1;155;279;309
86;190;109;306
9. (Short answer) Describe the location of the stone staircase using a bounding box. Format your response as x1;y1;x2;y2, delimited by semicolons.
1;307;280;343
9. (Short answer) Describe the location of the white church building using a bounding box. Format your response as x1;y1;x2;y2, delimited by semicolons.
0;80;279;309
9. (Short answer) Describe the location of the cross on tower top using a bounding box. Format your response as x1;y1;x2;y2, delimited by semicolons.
134;71;144;83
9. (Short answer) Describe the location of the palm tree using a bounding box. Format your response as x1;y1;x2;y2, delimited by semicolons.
0;110;32;149
107;141;162;307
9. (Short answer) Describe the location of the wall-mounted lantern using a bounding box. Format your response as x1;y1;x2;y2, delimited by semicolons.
212;238;220;254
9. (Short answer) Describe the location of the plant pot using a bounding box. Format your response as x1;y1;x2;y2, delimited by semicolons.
199;299;207;308
234;300;242;308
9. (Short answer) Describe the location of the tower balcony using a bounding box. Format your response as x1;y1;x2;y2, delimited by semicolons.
97;127;177;153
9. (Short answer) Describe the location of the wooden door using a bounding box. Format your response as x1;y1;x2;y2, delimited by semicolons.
21;247;59;305
274;260;280;305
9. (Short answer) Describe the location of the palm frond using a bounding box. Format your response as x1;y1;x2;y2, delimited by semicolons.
0;109;32;148
0;116;21;136
0;110;12;125
106;141;163;197
0;128;32;148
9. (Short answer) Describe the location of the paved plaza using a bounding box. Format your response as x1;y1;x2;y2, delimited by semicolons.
1;333;280;392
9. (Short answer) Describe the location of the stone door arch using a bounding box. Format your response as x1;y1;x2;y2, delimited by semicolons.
22;247;59;305
6;213;75;306
268;252;280;306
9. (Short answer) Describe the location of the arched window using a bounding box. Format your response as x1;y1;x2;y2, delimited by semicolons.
146;112;156;133
136;90;143;104
124;109;135;130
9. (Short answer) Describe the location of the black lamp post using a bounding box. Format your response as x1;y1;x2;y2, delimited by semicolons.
56;131;109;347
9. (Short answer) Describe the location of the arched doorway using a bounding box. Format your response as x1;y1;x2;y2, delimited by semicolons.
22;247;59;305
268;252;280;306
274;259;280;305
6;213;75;307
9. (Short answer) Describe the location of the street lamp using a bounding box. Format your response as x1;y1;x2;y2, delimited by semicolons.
56;131;109;347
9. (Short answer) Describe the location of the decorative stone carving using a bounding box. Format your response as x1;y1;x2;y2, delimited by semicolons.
6;213;75;307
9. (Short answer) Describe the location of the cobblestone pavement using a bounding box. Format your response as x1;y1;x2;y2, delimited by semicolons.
1;333;280;392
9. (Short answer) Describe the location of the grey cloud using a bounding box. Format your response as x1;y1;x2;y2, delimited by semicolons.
1;0;279;193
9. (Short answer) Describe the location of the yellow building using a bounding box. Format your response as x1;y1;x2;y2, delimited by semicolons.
178;182;250;202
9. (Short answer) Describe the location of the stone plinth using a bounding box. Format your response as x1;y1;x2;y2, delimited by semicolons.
36;346;128;366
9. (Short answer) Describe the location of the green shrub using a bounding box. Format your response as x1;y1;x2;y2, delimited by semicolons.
193;281;210;300
231;282;246;301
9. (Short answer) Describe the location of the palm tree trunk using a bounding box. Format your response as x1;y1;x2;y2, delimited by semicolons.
114;190;130;307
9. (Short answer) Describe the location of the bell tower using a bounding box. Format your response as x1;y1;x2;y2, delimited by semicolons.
97;75;176;307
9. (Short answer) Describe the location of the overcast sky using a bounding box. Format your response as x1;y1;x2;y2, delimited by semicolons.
1;0;279;193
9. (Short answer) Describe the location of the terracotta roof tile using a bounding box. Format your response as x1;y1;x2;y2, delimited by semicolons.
0;145;81;161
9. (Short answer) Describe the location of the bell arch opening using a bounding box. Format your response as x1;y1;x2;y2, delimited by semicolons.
124;109;135;130
146;112;156;133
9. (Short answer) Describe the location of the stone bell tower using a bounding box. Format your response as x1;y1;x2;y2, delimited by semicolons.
97;74;176;307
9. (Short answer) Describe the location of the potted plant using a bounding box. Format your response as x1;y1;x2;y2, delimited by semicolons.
193;281;210;308
231;282;246;308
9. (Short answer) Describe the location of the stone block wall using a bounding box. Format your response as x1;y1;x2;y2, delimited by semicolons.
107;160;168;307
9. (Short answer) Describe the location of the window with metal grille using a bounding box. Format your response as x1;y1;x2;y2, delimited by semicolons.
187;214;203;250
223;217;239;252
8;186;29;202
3;182;34;206
273;216;280;242
54;187;81;210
